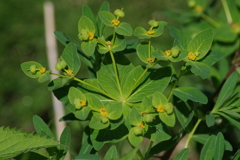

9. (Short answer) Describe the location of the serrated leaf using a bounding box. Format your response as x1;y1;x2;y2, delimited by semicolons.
188;61;211;79
0;127;58;159
187;29;213;60
214;132;225;160
103;145;119;160
206;112;215;127
115;22;133;36
20;61;43;78
173;148;189;160
61;42;81;76
200;135;216;160
173;87;208;104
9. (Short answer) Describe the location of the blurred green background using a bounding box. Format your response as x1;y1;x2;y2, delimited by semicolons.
3;0;230;158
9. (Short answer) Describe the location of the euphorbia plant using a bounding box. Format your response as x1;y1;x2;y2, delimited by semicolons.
5;1;238;160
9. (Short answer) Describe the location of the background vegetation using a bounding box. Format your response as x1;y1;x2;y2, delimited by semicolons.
1;0;239;159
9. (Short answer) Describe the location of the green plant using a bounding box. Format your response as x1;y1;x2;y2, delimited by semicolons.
2;1;240;160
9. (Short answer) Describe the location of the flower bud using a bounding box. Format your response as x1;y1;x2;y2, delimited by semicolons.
188;0;196;7
133;126;143;136
30;65;37;74
165;103;174;114
114;9;125;18
148;20;159;27
144;114;154;123
171;46;180;57
101;116;109;124
78;29;89;40
55;62;62;71
59;60;67;69
74;98;82;109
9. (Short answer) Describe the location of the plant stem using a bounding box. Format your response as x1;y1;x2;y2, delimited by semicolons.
184;119;202;148
109;50;124;98
148;40;151;58
145;141;153;158
137;149;144;160
126;67;149;99
201;13;220;28
221;0;233;24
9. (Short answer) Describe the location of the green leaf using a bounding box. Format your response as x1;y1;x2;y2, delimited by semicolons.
60;127;71;158
200;50;226;67
173;87;208;104
81;39;98;56
128;108;142;126
188;61;211;79
168;26;187;50
15;152;48;160
222;110;240;120
147;133;181;158
159;112;176;127
74;107;91;120
33;115;53;138
68;87;86;105
128;128;143;147
213;72;239;111
96;1;109;36
111;34;126;52
152;49;168;61
187;29;213;60
98;11;115;27
78;15;95;33
79;127;93;154
0;127;58;159
103;145;119;160
214;24;237;43
61;42;81;76
38;70;51;83
126;67;171;103
106;101;123;120
82;5;98;36
118;148;138;160
136;43;155;64
200;135;216;160
232;150;240;160
90;123;128;150
21;61;43;78
173;148;189;160
73;154;100;160
89;113;110;130
206;112;215;127
115;22;133;36
214;132;225;160
134;26;151;39
86;94;105;111
151;21;168;37
48;77;70;91
217;112;240;129
141;96;155;113
145;123;171;142
152;91;168;106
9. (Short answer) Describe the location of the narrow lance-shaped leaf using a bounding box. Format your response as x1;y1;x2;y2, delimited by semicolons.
173;148;190;160
200;135;216;160
214;132;225;160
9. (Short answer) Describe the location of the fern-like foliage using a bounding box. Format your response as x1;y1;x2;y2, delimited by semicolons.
0;126;58;159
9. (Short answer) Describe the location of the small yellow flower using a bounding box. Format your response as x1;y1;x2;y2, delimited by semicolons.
112;19;120;26
65;70;73;77
80;100;87;106
165;50;172;56
100;108;108;116
188;52;197;60
39;67;46;73
147;58;155;63
147;30;155;35
139;123;145;129
157;105;165;113
106;41;111;46
195;5;203;13
88;32;94;40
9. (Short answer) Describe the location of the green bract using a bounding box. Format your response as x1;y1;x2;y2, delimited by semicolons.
18;1;240;160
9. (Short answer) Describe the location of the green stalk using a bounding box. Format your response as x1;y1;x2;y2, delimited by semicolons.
148;40;151;58
167;71;183;101
184;119;202;148
126;68;149;99
145;141;153;159
109;50;123;98
137;149;144;160
221;0;233;24
201;13;220;28
50;73;119;101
